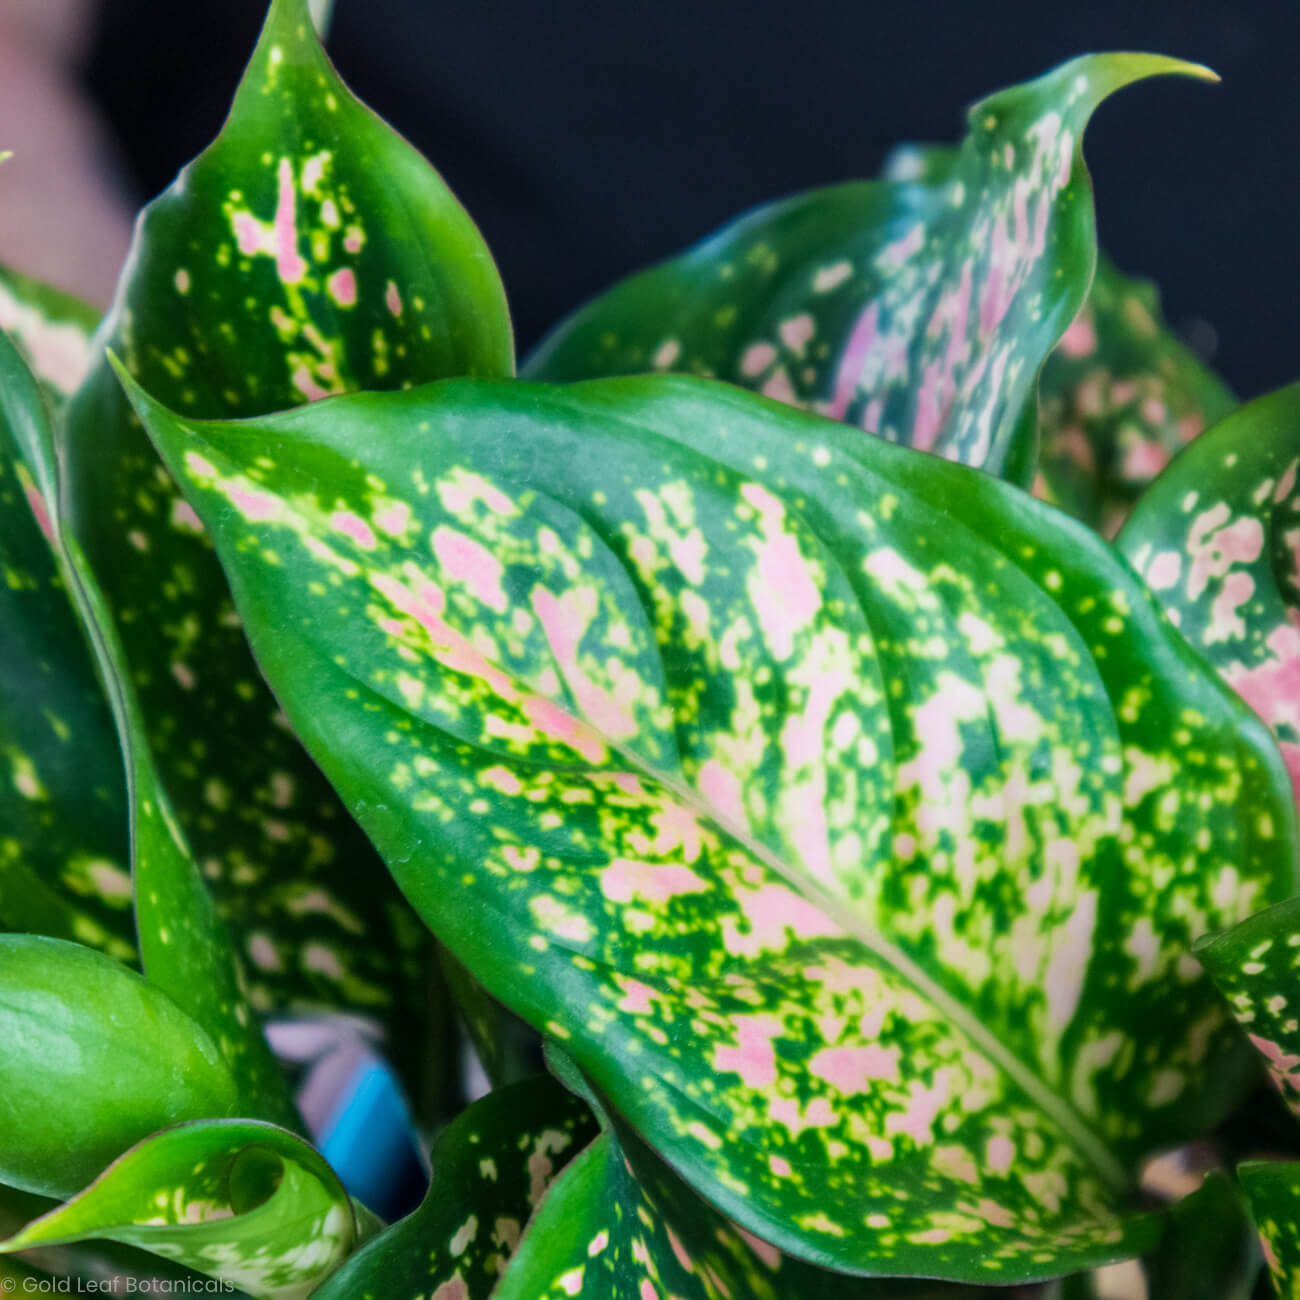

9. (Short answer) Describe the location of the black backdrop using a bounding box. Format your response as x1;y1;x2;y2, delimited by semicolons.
84;0;1300;399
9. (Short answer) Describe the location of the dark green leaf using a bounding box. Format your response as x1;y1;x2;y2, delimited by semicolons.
1145;1171;1259;1300
0;329;296;1126
0;263;99;405
0;1118;357;1298
315;1075;595;1300
1118;383;1300;806
1034;255;1235;537
0;328;131;957
0;935;238;1199
525;55;1214;485
57;0;512;1065
1239;1161;1300;1300
122;371;1297;1280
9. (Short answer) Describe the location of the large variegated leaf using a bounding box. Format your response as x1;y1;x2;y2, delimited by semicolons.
314;1075;595;1300
0;1119;359;1299
0;330;297;1127
1195;897;1300;1121
1118;385;1300;803
0;329;131;956
56;0;512;1057
1032;255;1235;537
122;370;1296;1280
525;55;1213;485
0;264;98;405
1239;1161;1300;1300
0;935;238;1199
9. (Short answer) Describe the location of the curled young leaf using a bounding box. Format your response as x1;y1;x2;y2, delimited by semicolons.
1118;384;1300;805
0;935;237;1199
314;1075;596;1300
1144;1170;1259;1300
526;54;1215;485
56;0;513;1066
0;326;131;958
0;1119;358;1299
120;371;1294;1280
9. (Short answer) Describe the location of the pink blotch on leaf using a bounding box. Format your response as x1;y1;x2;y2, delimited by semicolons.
273;159;307;284
735;1227;782;1271
600;858;707;905
616;977;658;1015
1058;311;1097;358
520;695;607;764
809;1044;901;1093
330;510;377;549
326;267;357;307
22;482;55;545
713;1015;782;1089
740;342;777;377
722;884;839;958
386;281;403;316
229;486;283;522
666;1228;694;1272
825;302;878;420
697;758;746;827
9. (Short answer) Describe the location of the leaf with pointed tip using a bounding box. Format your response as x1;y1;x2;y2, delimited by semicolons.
0;935;238;1199
57;0;512;1065
1145;1171;1259;1300
0;264;99;405
1033;254;1235;537
1118;384;1300;807
122;370;1297;1280
314;1076;595;1300
525;55;1214;486
0;331;132;957
0;1119;358;1299
1239;1161;1300;1300
0;329;297;1127
1195;898;1300;1121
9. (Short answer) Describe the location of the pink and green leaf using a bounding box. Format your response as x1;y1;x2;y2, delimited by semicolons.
1033;254;1235;537
0;1119;359;1299
0;263;99;406
56;0;513;1072
0;935;238;1200
1238;1161;1300;1300
118;371;1295;1279
1118;384;1300;805
525;54;1215;486
0;331;131;958
314;1075;597;1300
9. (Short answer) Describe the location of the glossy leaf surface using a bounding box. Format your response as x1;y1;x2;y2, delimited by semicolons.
1119;384;1300;802
525;55;1213;485
1195;897;1300;1121
0;263;98;403
0;935;237;1199
0;329;296;1127
315;1075;596;1300
1239;1161;1300;1300
1034;255;1235;536
57;0;511;1047
0;326;131;957
1144;1171;1258;1300
0;1119;356;1299
124;371;1295;1280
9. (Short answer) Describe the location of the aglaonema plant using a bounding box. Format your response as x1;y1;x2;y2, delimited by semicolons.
0;1;1297;1296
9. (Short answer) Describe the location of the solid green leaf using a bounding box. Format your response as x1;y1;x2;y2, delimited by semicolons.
0;263;99;405
121;370;1296;1281
1144;1170;1259;1300
0;935;238;1199
1239;1161;1300;1300
0;328;296;1128
314;1075;596;1300
1195;897;1300;1121
0;1119;358;1299
0;327;131;958
1118;383;1300;805
525;54;1215;486
1033;254;1236;537
56;0;512;1061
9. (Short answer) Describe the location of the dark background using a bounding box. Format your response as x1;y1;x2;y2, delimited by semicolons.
83;0;1300;400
